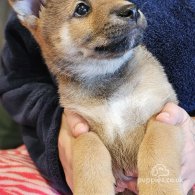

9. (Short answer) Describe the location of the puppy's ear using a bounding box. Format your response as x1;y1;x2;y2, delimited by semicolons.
9;0;46;29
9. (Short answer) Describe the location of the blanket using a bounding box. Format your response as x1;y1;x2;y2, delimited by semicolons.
0;146;60;195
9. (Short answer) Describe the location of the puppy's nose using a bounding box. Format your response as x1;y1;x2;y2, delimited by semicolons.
116;4;139;20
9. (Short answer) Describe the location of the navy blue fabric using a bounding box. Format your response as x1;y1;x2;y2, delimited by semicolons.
132;0;195;115
0;0;194;194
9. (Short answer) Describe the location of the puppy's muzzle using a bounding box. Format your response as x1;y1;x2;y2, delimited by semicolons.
114;3;140;22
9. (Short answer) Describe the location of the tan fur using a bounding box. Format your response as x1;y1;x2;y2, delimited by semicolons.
9;0;184;194
138;118;183;195
73;132;115;194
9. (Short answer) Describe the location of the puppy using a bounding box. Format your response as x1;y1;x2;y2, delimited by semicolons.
9;0;183;194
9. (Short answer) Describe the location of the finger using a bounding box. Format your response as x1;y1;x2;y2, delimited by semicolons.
65;171;73;191
58;124;73;168
59;146;73;191
73;123;89;137
64;110;89;137
182;179;194;195
156;102;188;126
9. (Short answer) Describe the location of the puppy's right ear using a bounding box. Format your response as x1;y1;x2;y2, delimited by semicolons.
8;0;46;29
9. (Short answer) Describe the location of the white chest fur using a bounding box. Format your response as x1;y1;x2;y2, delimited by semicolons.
79;82;176;142
61;46;177;142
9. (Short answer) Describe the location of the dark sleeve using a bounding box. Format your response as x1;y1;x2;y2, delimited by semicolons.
0;13;71;194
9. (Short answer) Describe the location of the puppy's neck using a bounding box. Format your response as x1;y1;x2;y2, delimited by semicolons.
62;50;134;82
53;49;136;98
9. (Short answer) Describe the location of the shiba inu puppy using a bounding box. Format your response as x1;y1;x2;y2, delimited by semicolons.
9;0;184;194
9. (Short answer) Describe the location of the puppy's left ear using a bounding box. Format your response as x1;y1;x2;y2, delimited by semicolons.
8;0;46;29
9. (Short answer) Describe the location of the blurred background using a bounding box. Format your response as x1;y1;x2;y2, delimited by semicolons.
0;1;23;149
0;1;10;49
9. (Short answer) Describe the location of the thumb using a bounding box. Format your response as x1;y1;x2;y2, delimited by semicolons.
156;102;188;126
64;110;89;137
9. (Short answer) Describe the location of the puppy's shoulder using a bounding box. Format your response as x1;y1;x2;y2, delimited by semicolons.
134;45;161;66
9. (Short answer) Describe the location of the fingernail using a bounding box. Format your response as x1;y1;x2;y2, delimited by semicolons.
74;123;88;136
156;112;170;121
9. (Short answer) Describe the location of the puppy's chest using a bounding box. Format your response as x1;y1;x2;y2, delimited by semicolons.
96;96;141;137
79;88;169;140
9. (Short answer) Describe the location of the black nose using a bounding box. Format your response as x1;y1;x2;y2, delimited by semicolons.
116;4;139;20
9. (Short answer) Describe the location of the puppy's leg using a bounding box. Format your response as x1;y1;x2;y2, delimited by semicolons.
138;118;183;195
73;132;115;195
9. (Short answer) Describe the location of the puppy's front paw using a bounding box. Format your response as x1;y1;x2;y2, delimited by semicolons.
137;118;183;195
138;178;183;195
73;132;115;195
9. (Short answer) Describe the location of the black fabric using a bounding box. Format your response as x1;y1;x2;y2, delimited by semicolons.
0;13;70;194
0;104;22;149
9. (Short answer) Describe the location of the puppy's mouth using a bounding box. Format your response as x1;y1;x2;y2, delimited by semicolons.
95;37;130;55
93;28;144;58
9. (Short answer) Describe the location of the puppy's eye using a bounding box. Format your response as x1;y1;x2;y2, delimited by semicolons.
74;3;90;17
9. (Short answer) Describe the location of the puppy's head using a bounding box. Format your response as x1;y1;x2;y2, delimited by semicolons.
10;0;146;58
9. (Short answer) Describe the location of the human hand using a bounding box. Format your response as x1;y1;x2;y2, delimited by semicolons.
58;110;89;191
116;103;195;194
156;102;195;194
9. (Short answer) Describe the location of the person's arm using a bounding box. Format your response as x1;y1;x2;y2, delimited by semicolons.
0;13;70;194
